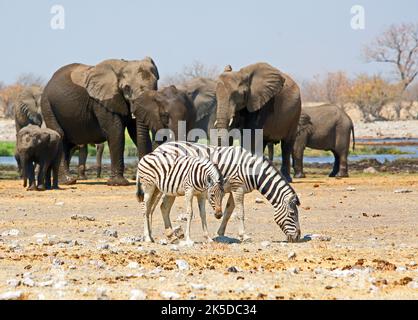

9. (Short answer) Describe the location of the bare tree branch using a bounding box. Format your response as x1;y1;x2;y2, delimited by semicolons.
364;23;418;92
16;73;45;87
161;60;220;86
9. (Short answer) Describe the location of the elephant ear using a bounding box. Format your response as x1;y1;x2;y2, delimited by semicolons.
144;56;160;81
132;91;164;131
245;63;286;112
18;88;43;126
296;111;313;137
194;91;216;121
182;78;216;122
71;62;129;115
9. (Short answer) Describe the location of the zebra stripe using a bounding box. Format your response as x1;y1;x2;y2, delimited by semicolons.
137;151;223;208
154;141;301;240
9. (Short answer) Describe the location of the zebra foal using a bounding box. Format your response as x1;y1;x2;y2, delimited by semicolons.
136;151;224;244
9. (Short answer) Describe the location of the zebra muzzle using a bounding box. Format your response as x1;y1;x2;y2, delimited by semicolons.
214;208;223;219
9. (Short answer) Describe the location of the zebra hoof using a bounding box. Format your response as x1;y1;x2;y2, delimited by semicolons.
206;237;214;243
180;239;195;247
240;234;252;243
144;236;154;243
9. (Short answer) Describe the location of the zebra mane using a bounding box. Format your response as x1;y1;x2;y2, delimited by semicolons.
258;154;299;202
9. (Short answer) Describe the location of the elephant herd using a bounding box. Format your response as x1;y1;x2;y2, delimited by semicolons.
13;57;355;190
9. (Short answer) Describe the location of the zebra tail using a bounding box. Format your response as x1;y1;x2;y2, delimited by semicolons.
136;178;144;202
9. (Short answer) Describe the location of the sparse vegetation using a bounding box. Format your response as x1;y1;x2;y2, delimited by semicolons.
0;141;16;157
268;144;413;158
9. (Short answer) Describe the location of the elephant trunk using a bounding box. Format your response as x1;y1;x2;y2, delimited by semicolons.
215;101;234;146
136;120;152;160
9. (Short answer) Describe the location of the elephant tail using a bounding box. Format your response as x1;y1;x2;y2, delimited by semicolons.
40;94;64;138
351;125;355;151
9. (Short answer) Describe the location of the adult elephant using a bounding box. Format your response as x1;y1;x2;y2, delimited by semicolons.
13;85;44;174
177;77;217;138
130;85;196;144
41;58;159;186
14;85;44;133
292;104;355;178
215;63;301;182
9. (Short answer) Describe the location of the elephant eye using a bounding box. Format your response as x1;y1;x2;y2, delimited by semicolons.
160;112;169;125
123;85;133;98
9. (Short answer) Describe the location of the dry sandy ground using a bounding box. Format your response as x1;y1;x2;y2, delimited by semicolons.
0;173;417;300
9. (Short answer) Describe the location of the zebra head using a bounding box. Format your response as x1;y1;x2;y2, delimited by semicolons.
206;171;224;220
276;193;301;242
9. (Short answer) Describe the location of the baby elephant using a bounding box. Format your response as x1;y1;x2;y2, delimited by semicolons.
292;104;355;178
16;125;62;190
136;152;224;244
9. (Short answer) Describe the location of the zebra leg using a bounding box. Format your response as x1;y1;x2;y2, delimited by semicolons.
183;190;195;245
217;193;235;237
160;195;176;238
197;194;212;242
233;189;251;242
143;186;156;242
149;191;162;231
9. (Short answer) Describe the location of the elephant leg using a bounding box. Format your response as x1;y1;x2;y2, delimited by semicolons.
52;153;61;189
37;161;47;191
96;144;104;178
329;151;340;177
59;141;77;185
292;142;306;178
336;150;349;178
96;112;129;186
45;166;52;190
15;153;22;178
25;161;37;191
77;145;88;180
280;140;293;183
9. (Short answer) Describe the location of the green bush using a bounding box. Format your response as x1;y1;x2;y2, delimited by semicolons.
0;142;15;156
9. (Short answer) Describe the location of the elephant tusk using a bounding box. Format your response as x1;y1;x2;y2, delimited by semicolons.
229;117;234;127
131;113;136;119
214;120;217;128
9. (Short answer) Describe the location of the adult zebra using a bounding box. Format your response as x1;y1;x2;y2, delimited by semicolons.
153;141;301;242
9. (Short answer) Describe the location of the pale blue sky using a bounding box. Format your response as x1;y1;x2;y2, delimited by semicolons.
1;0;417;84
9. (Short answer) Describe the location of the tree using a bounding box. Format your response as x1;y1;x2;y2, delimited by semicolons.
404;81;418;102
161;60;220;86
364;23;418;92
0;84;25;118
16;73;45;87
345;74;400;121
301;71;350;106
